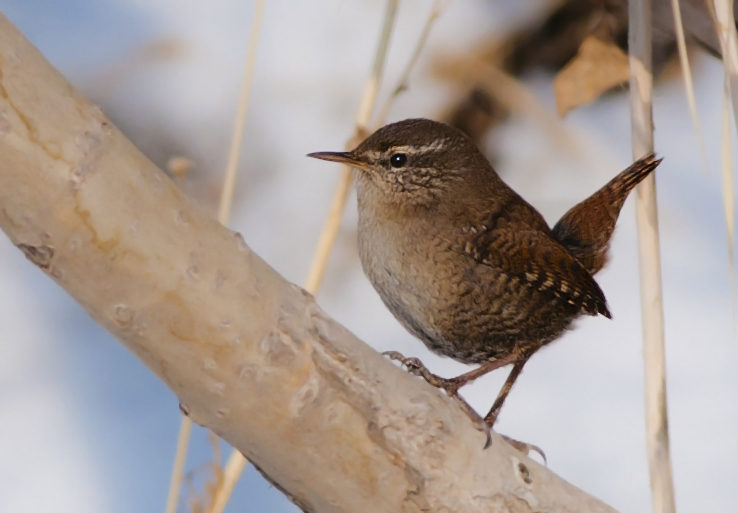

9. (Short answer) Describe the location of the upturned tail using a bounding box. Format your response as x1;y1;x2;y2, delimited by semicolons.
552;154;662;275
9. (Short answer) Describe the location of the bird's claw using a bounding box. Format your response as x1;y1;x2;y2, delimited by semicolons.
382;351;460;396
386;352;425;376
501;435;547;465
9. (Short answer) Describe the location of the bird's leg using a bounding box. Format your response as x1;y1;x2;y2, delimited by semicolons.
383;350;520;396
483;353;532;428
385;350;527;450
447;352;522;392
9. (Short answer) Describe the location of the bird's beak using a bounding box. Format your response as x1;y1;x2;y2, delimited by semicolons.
307;151;369;171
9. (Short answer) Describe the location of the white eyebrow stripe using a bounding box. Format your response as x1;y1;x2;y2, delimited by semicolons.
420;139;448;153
390;139;446;155
362;139;449;164
391;139;448;156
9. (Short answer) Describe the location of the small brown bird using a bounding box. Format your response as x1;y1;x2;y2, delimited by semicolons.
309;118;660;431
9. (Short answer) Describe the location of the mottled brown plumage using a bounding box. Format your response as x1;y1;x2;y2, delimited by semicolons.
553;157;661;274
309;118;660;430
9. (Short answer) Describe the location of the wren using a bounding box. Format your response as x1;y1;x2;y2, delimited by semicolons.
309;118;661;430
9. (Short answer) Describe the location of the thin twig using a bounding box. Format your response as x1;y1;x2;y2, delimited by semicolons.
375;0;447;126
165;2;267;513
217;0;268;224
669;0;709;174
304;0;400;294
355;0;400;129
164;414;193;513
712;0;738;329
722;76;736;326
628;1;676;513
211;2;401;511
713;0;738;123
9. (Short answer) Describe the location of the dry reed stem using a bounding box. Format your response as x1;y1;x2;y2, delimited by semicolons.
713;0;738;120
212;2;400;510
304;0;399;294
628;1;677;513
355;0;400;129
722;78;736;324
669;0;710;174
712;0;738;324
165;412;193;513
166;2;267;512
217;0;267;224
375;0;447;125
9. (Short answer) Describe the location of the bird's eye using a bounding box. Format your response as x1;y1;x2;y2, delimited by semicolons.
390;153;407;168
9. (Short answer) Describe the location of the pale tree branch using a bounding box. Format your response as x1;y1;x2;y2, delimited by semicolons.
0;12;619;513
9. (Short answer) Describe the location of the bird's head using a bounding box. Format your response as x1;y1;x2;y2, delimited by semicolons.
309;119;490;207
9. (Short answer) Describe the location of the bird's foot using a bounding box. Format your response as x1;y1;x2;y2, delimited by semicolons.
383;351;491;448
500;435;547;465
382;351;462;396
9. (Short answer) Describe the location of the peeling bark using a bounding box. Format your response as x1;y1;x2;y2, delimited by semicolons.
0;12;620;513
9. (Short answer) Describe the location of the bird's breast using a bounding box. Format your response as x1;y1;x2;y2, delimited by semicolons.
356;204;459;350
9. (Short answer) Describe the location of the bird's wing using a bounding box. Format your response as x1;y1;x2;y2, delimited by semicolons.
460;227;611;318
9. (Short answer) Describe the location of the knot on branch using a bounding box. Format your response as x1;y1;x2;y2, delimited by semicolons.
17;243;54;269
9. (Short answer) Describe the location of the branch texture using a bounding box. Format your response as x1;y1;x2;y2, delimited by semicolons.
0;12;618;513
